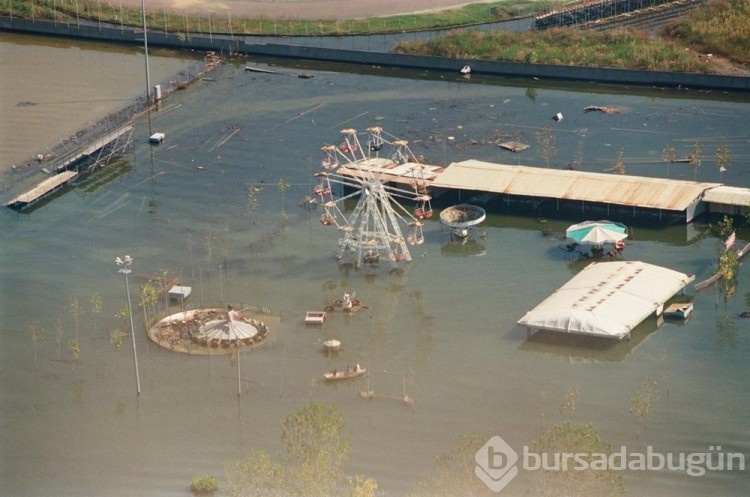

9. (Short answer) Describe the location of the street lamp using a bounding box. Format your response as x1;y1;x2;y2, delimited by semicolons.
115;255;141;395
141;0;151;101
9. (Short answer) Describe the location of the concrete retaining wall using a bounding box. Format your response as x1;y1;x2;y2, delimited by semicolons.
2;16;748;92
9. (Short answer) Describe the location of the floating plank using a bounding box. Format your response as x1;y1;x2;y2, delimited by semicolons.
244;66;279;74
497;141;530;153
584;105;621;114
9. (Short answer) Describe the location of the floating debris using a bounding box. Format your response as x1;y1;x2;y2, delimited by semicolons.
305;311;326;325
497;141;530;153
584;105;621;114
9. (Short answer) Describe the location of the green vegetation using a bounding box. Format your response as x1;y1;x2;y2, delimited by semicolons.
138;282;159;331
224;402;377;497
0;0;539;36
715;142;730;181
525;388;624;496
715;216;739;296
190;474;219;494
409;432;495;497
689;141;703;179
531;420;624;496
394;0;750;73
663;0;750;66
630;377;659;436
394;27;712;73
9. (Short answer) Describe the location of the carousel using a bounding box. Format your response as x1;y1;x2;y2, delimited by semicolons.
148;307;270;354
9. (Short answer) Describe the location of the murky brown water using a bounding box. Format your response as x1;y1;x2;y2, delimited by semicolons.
0;32;195;171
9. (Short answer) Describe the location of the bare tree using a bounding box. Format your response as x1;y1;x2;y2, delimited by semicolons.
30;321;44;370
613;149;626;175
715;143;731;182
689;141;703;180
661;144;676;177
536;125;557;168
66;296;84;358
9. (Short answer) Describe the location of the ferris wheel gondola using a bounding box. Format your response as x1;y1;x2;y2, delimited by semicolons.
311;127;432;268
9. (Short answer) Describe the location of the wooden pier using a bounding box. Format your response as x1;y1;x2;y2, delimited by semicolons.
3;124;134;211
4;171;78;210
55;125;134;174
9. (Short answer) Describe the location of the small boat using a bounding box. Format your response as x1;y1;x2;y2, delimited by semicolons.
460;65;471;75
664;303;693;319
324;364;366;381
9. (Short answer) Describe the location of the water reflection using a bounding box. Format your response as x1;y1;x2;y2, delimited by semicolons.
519;315;665;363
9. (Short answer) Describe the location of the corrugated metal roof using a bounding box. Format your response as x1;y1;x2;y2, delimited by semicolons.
701;186;750;206
431;160;720;212
517;261;695;340
334;159;445;188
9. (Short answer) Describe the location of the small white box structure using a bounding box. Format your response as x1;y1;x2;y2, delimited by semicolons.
149;132;165;144
305;311;326;325
168;285;192;301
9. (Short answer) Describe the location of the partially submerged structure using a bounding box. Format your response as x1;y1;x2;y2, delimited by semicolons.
4;124;134;211
431;161;721;223
700;186;750;217
517;260;695;340
148;307;271;354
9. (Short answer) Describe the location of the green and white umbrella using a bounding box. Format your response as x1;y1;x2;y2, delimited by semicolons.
566;220;628;245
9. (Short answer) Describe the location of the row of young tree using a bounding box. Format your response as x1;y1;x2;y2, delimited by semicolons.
28;271;182;370
534;124;733;180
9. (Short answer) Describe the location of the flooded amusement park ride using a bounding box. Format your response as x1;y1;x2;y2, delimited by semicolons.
148;307;270;353
439;204;487;241
309;127;434;268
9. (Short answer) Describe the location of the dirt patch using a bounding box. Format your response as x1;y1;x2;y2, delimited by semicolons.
117;0;493;20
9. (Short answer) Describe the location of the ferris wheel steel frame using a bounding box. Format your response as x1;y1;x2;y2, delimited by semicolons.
312;127;432;267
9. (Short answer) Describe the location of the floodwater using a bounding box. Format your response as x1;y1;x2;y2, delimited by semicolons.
0;33;198;170
1;32;750;497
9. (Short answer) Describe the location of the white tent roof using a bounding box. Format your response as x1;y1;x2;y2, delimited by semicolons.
517;261;694;340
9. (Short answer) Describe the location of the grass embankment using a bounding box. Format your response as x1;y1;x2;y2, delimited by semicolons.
0;0;540;36
2;0;747;74
393;0;750;74
663;0;750;67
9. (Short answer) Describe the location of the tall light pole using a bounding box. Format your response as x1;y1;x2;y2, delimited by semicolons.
116;255;141;395
141;0;151;101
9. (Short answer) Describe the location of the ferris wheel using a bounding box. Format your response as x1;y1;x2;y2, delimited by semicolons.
311;127;433;267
